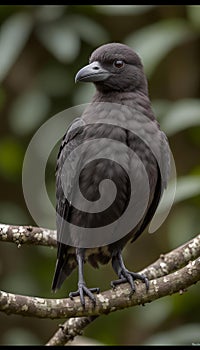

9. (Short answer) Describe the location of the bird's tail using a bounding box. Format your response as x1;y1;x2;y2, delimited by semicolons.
51;248;77;292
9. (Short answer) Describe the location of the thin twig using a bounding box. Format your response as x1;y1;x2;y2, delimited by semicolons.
46;316;98;346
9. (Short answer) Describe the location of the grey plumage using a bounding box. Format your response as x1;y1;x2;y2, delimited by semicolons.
52;43;170;306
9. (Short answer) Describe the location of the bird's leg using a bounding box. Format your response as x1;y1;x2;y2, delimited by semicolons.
111;250;149;294
69;248;100;308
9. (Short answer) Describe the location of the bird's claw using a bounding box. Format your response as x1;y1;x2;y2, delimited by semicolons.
69;283;100;308
111;270;149;294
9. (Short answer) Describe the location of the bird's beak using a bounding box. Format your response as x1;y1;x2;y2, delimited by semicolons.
75;61;111;83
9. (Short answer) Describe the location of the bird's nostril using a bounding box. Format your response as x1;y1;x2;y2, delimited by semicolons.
93;66;100;70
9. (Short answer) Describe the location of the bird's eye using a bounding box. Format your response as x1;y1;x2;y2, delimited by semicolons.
113;60;124;68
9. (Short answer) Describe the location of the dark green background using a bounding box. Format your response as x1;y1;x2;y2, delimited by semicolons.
0;5;200;345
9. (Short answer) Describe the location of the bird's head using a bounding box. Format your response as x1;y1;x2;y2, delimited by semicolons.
75;43;148;94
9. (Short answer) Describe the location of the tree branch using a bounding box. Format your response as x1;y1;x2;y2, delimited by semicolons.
46;232;200;346
0;256;199;319
140;233;200;279
0;223;56;248
1;223;200;345
1;222;200;274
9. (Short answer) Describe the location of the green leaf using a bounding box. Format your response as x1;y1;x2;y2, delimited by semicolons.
0;13;33;82
36;20;80;63
9;89;50;135
160;99;200;136
125;19;193;77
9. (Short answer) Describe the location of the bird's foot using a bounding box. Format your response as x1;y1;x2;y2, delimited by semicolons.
69;283;100;308
111;270;149;294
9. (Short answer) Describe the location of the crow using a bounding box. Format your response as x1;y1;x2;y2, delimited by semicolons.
52;43;170;307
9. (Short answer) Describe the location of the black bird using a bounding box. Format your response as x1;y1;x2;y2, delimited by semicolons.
52;43;170;307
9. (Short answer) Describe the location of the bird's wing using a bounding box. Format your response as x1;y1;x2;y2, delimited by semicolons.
52;117;85;291
131;130;170;243
131;162;161;243
56;117;85;242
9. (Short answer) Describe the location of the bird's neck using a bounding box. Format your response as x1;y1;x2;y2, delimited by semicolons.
91;90;156;121
92;90;147;103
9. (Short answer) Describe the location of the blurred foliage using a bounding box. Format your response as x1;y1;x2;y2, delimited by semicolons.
0;4;200;346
